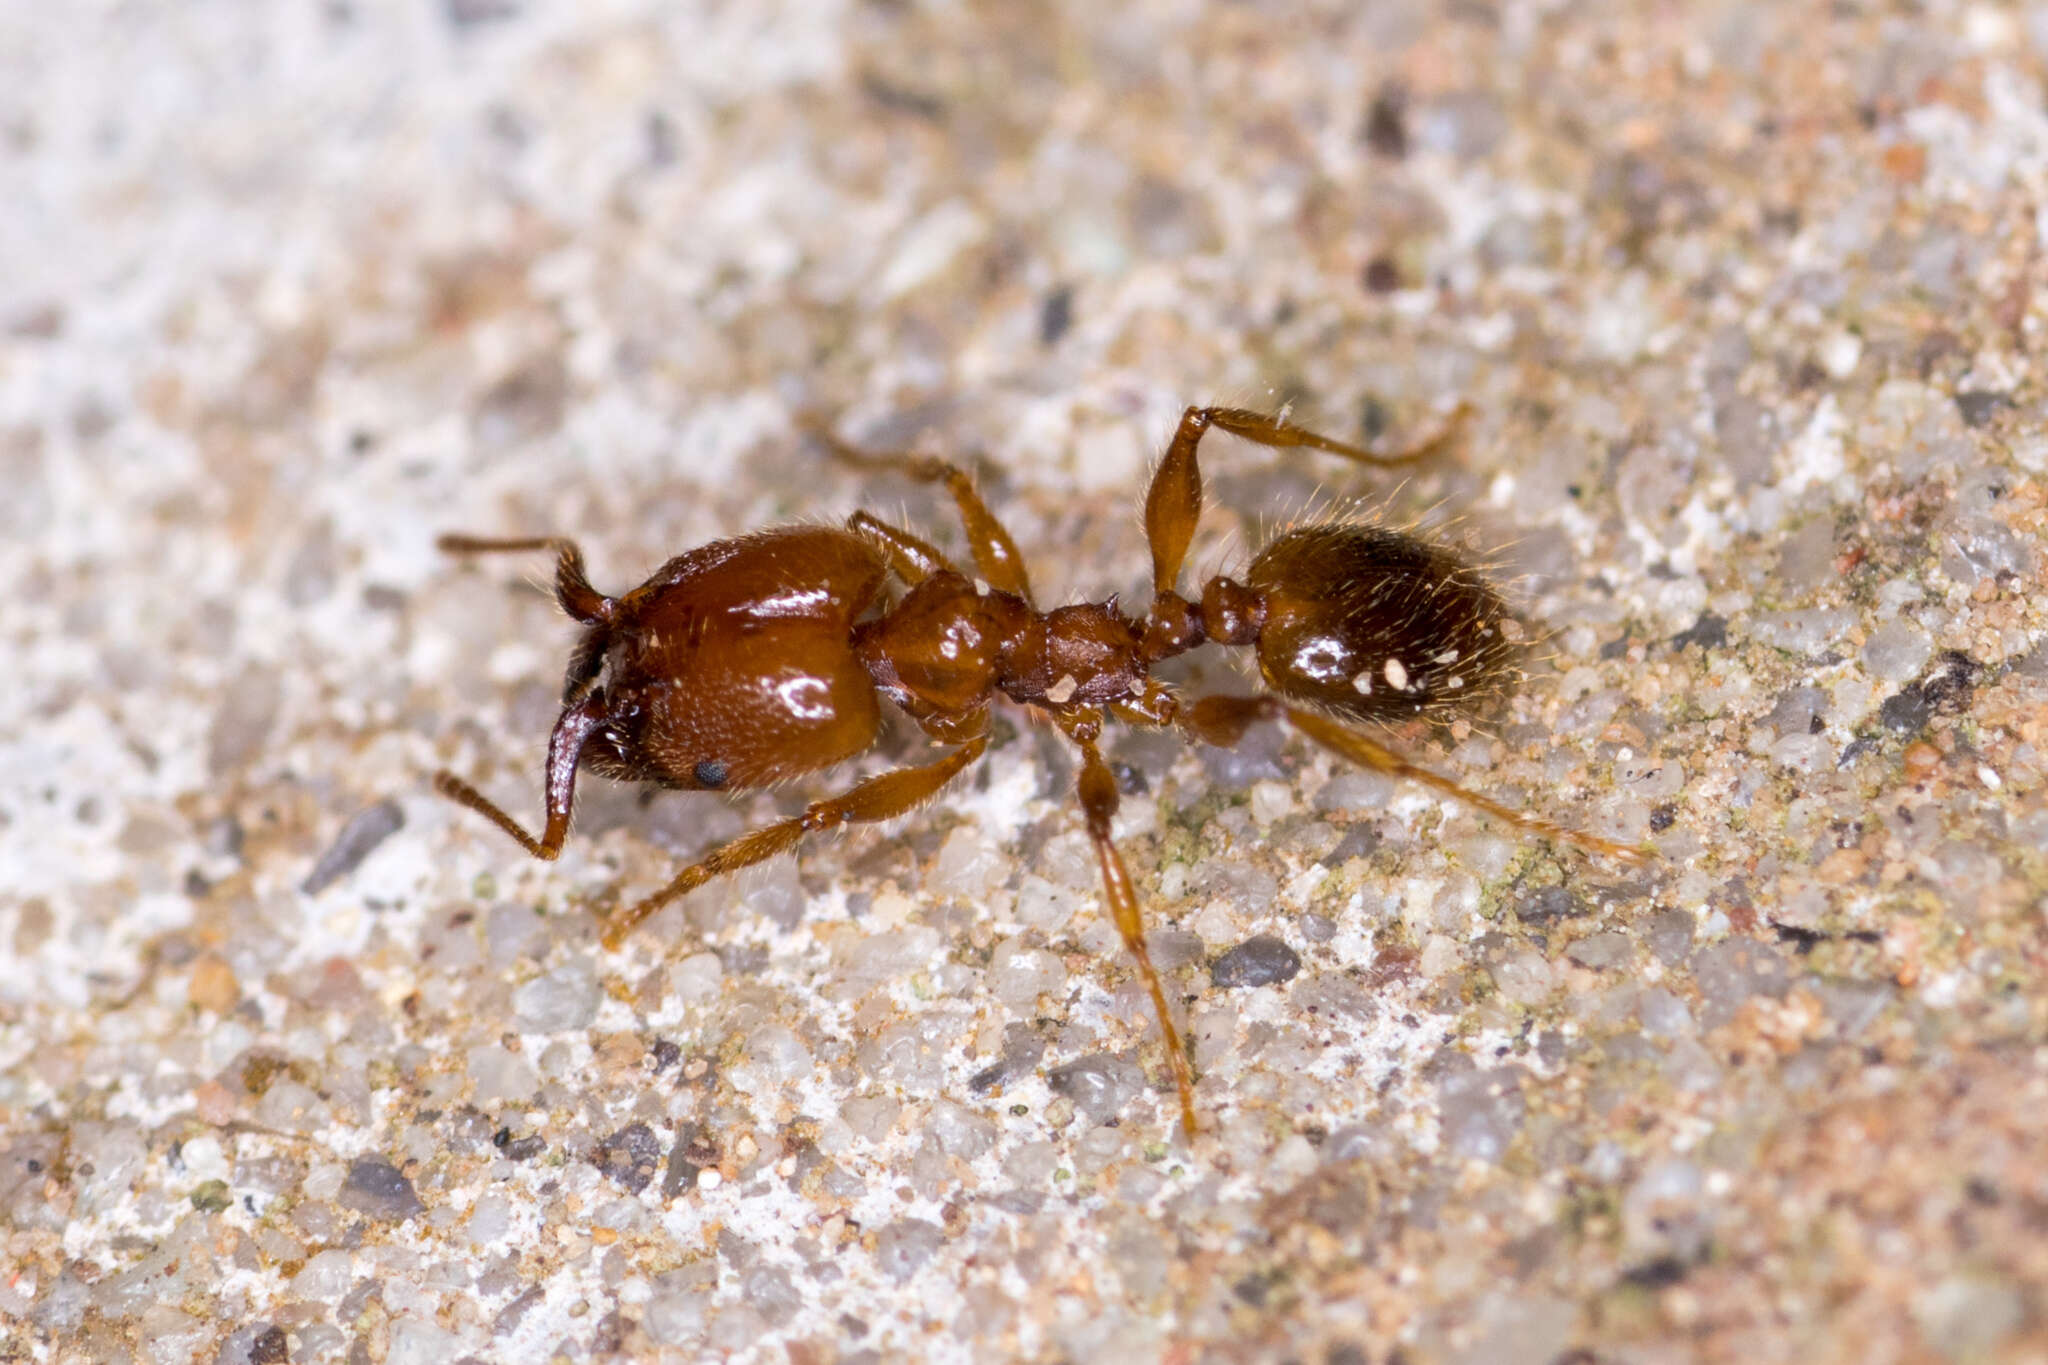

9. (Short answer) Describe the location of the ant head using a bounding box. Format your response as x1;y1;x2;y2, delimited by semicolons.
1245;523;1516;724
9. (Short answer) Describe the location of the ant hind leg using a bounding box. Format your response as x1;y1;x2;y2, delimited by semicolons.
1141;402;1471;596
1182;693;1650;863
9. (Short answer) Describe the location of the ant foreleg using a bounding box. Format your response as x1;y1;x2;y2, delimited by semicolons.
815;427;1034;601
436;533;611;625
1142;403;1471;595
1065;720;1200;1136
1183;694;1651;863
599;732;990;950
434;694;608;861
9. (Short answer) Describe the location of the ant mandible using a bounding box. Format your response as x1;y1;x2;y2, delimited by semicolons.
434;404;1648;1135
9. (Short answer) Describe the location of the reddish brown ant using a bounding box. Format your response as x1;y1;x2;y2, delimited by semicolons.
434;405;1648;1134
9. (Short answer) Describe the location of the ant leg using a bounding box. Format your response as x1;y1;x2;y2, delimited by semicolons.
437;533;611;625
1203;403;1470;467
434;694;608;860
817;428;1033;600
1066;722;1200;1135
600;732;990;950
1142;403;1472;593
848;511;953;585
1182;694;1651;863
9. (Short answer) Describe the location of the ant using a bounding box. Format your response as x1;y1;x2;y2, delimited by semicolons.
433;404;1648;1135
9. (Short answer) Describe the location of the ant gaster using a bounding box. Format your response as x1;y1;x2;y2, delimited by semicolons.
435;405;1648;1134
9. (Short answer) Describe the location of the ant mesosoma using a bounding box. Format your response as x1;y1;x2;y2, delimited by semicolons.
434;405;1648;1134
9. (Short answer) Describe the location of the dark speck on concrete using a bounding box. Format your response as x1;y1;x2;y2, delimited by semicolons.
1670;612;1728;652
1622;1254;1693;1288
970;1023;1046;1094
1363;82;1407;157
495;1130;546;1162
250;1325;290;1364
1954;390;2010;427
1039;286;1074;346
1515;885;1585;923
302;798;405;894
665;1125;719;1198
593;1122;663;1193
338;1157;423;1221
445;0;521;33
1878;650;1979;735
1211;934;1302;988
1319;824;1380;867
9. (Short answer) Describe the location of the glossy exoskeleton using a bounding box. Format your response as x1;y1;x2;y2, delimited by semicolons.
435;405;1646;1134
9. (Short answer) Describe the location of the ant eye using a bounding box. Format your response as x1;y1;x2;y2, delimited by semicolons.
693;759;729;789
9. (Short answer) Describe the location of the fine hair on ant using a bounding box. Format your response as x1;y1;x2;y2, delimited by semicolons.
434;403;1648;1134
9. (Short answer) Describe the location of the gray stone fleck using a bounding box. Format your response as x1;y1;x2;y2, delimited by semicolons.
1515;886;1584;923
1211;934;1302;988
493;1285;545;1337
1566;931;1633;970
208;666;282;777
302;799;405;894
1046;1053;1144;1124
337;1158;422;1221
486;904;549;965
873;1217;945;1282
1914;1274;2025;1359
1637;988;1694;1038
1810;976;1893;1038
742;1265;802;1325
1862;618;1932;682
512;960;600;1032
1693;938;1792;1029
1747;608;1854;656
1645;909;1695;965
1764;686;1827;738
1437;1059;1525;1163
969;1023;1047;1094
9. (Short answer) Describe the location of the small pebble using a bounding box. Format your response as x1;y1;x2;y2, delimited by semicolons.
1437;1060;1525;1163
1861;618;1932;682
301;798;405;894
592;1123;663;1194
1516;885;1584;922
1211;934;1302;988
513;960;601;1032
987;938;1066;1007
1747;608;1854;657
1046;1054;1144;1123
1492;949;1556;1007
1566;932;1633;970
186;954;239;1014
207;667;281;777
873;1218;945;1282
337;1158;422;1221
743;1266;802;1325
